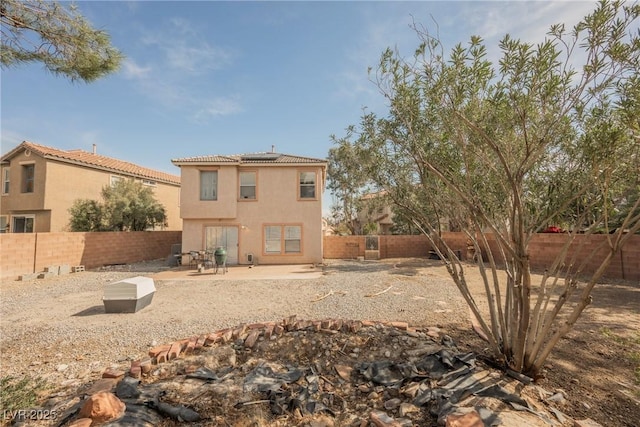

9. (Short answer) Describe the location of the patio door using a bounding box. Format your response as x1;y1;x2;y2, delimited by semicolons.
205;226;239;265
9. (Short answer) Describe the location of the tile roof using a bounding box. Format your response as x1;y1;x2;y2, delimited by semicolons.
1;141;180;185
171;152;327;165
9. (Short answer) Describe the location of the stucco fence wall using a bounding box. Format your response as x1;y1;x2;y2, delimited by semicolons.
0;231;182;281
323;233;640;282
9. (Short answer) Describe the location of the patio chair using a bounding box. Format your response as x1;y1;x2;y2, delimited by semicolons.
188;251;199;269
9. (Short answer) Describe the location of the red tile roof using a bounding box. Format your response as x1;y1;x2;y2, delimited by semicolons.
172;152;327;166
2;141;180;185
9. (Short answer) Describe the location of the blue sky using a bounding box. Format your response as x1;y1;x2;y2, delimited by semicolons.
1;1;598;204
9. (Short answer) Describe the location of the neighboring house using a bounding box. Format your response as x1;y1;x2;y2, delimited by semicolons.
171;151;327;265
356;191;394;235
0;141;181;233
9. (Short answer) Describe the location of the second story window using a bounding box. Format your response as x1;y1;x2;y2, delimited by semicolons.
200;170;218;200
2;168;9;194
110;175;123;187
22;164;34;193
299;171;316;199
239;171;256;200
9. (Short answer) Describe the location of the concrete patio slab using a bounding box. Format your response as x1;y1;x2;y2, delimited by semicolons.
149;264;323;281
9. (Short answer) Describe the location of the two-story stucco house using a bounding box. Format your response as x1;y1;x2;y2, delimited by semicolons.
0;141;182;233
171;151;327;265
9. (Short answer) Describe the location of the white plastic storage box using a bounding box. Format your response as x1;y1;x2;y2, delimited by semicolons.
103;276;156;313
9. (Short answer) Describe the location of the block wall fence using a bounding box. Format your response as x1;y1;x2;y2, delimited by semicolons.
323;233;640;282
1;232;637;282
0;231;181;281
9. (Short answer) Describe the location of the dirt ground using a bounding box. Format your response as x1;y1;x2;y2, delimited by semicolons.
439;262;640;426
1;258;639;426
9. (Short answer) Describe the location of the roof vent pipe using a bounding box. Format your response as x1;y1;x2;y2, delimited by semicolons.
92;144;97;155
271;145;275;153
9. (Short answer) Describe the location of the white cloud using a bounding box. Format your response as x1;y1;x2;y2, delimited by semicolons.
192;97;244;122
164;42;232;73
121;17;242;123
121;59;152;79
141;18;234;74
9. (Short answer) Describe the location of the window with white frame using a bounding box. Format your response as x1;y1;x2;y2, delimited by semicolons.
142;179;157;186
239;171;256;199
22;164;34;193
200;170;218;200
284;225;301;253
2;168;9;194
110;175;123;187
299;171;316;199
264;225;302;254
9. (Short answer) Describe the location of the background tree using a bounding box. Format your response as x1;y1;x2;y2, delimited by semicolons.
68;199;104;232
331;0;639;377
1;0;123;82
68;179;167;232
101;179;167;231
327;130;371;234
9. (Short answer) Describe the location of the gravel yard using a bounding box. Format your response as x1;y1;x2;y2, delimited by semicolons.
0;258;470;387
2;258;639;426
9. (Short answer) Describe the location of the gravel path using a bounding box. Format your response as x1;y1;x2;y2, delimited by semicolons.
0;258;470;388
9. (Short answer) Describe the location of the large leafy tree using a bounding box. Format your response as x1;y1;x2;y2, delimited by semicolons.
69;179;167;232
331;0;639;377
327;130;370;235
1;0;123;82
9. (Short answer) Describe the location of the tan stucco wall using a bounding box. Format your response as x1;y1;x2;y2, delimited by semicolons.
179;164;325;264
179;165;238;219
1;151;47;212
1;155;181;232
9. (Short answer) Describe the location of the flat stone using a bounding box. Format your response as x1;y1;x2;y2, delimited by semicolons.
399;403;419;417
370;410;402;427
384;398;402;410
87;378;119;395
574;419;604;427
335;364;353;381
445;410;484;427
102;368;125;379
244;330;261;348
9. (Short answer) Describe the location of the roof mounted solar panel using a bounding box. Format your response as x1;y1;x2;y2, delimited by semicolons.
240;152;281;161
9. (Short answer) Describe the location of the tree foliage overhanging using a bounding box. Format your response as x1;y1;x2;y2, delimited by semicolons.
1;0;123;82
68;179;167;232
328;0;640;377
